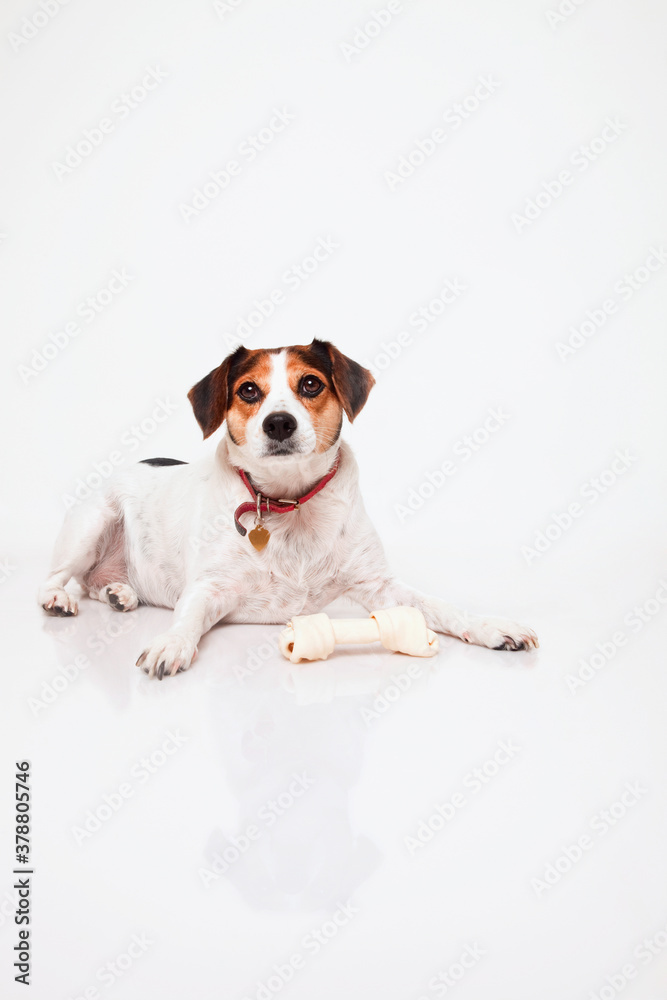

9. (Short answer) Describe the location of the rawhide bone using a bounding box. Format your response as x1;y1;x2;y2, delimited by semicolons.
278;606;439;663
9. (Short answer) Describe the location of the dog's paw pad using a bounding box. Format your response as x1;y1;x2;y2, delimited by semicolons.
105;583;138;612
494;636;527;651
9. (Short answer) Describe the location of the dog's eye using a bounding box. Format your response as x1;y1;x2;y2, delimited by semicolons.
238;382;260;402
300;375;324;397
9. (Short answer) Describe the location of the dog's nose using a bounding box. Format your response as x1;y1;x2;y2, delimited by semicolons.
262;411;297;441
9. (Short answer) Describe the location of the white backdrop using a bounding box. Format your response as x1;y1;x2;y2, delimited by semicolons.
2;1;667;998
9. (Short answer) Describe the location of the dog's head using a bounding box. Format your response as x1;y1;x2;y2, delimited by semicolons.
188;340;375;460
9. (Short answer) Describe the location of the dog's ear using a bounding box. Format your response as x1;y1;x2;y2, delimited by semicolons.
314;340;375;422
188;348;245;439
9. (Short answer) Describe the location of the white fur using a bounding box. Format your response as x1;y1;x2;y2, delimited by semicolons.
39;349;538;678
244;353;317;459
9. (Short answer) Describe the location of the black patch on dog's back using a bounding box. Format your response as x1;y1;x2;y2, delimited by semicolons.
139;458;188;467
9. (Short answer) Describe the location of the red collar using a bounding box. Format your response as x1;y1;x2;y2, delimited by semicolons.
233;453;341;537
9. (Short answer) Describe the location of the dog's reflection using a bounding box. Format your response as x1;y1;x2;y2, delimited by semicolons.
40;595;177;710
40;595;139;710
42;604;437;913
201;641;436;912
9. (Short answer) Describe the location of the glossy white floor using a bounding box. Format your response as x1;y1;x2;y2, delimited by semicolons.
3;541;667;1000
3;0;667;995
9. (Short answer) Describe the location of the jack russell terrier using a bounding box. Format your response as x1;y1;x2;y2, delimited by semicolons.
39;340;538;678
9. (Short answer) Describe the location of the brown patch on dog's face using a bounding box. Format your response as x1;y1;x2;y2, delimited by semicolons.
224;349;276;447
301;339;375;424
283;345;343;453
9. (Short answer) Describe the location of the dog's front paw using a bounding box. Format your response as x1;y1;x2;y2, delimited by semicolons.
135;633;198;679
41;589;78;617
461;617;538;651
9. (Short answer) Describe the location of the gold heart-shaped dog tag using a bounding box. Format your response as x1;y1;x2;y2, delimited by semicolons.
248;524;270;551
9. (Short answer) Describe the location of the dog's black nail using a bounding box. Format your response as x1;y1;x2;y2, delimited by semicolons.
494;637;525;651
157;662;165;680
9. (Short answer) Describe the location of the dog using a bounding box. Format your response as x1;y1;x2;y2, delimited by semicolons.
39;340;538;678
